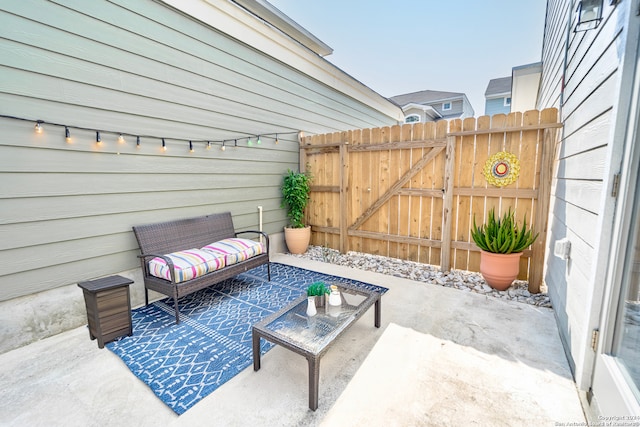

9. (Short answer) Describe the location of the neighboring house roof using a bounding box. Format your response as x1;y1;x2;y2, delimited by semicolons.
402;103;442;120
485;77;512;98
389;90;465;106
389;89;475;120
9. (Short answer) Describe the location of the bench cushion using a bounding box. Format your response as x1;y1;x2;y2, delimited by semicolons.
148;249;225;283
201;238;265;266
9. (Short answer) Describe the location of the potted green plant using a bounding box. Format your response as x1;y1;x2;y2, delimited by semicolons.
471;208;538;291
306;281;330;316
280;168;312;254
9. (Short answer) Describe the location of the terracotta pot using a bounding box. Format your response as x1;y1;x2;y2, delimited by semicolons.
479;250;522;291
284;226;311;254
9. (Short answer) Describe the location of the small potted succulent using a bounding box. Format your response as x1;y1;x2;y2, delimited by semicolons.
305;281;330;316
471;208;538;291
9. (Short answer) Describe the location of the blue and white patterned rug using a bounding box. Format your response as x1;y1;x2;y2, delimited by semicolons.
106;262;388;415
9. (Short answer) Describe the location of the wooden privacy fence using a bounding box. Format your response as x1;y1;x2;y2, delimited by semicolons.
300;108;561;293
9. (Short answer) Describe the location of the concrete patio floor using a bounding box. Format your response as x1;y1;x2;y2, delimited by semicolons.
0;254;586;426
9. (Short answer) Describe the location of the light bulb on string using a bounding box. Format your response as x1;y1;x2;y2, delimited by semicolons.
247;136;253;146
275;133;279;144
96;131;102;144
118;134;125;144
221;141;226;151
34;121;43;133
257;135;261;145
65;126;71;142
207;141;211;150
161;138;167;151
189;140;194;153
234;139;238;147
136;136;141;148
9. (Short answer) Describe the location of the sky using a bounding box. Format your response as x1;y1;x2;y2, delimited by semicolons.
266;0;547;115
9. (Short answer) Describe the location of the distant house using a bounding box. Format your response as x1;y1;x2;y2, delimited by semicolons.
389;90;475;123
510;62;542;112
484;76;512;116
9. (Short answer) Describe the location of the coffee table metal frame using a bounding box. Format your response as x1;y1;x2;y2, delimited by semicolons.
252;282;381;410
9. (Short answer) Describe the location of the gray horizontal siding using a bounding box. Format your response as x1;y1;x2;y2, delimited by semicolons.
0;0;400;301
484;98;510;116
537;0;628;387
430;99;464;117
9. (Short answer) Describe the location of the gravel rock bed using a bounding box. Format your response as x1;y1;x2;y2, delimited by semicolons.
294;245;552;308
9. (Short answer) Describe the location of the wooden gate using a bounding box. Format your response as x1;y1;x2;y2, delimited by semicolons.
300;109;560;292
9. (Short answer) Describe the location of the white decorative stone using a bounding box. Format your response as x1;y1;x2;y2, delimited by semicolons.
295;246;553;308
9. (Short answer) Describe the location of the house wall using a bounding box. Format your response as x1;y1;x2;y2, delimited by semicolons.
430;99;464;118
537;0;632;389
484;97;511;116
511;66;542;112
401;106;437;123
0;0;401;353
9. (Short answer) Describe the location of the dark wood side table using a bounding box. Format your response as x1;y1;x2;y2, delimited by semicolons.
78;275;134;348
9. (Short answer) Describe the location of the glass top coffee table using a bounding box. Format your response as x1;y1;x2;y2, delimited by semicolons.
252;282;382;411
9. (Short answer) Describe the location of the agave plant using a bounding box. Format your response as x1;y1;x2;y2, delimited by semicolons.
471;208;538;254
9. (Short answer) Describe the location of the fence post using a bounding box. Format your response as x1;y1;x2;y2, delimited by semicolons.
440;135;455;272
339;138;349;253
529;121;557;293
299;131;308;229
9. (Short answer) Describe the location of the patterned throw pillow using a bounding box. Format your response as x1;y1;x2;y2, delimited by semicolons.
201;238;265;266
148;249;225;283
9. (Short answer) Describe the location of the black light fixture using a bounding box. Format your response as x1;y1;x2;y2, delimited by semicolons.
575;0;603;32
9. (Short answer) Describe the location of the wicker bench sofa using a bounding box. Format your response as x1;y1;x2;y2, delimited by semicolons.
133;212;270;323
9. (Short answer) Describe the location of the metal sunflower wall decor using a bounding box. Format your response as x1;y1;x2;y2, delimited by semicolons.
482;151;520;187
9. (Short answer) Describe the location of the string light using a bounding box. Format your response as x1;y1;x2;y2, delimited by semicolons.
5;114;297;150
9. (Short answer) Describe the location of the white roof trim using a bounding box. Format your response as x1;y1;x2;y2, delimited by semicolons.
231;0;333;57
486;92;511;99
402;103;442;119
158;0;404;122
